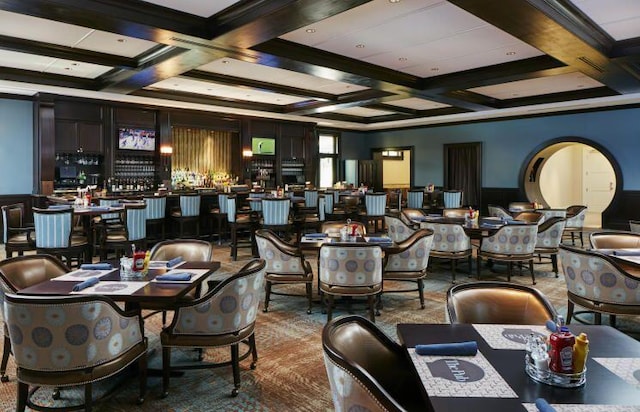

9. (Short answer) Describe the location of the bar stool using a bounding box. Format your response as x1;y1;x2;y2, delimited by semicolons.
210;193;230;244
227;196;257;261
143;195;166;244
171;193;201;239
99;203;147;260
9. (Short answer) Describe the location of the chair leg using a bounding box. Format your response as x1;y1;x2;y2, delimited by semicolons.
579;231;584;247
84;382;93;412
327;295;334;322
571;232;576;245
263;281;272;313
16;381;28;412
231;343;240;397
529;259;536;285
594;312;602;325
137;353;147;405
476;256;481;280
161;346;171;398
566;300;575;324
417;278;425;309
1;335;10;382
610;314;617;328
551;254;559;277
507;261;512;282
306;282;313;314
249;334;258;369
452;259;457;283
367;295;376;322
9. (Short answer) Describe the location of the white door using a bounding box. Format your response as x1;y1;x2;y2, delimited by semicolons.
582;148;615;228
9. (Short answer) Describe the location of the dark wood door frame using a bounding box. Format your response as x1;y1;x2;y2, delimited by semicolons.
370;146;415;189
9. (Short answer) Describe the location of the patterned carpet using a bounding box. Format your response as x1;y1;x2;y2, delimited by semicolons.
1;244;639;411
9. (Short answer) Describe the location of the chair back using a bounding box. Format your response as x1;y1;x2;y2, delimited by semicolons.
321;221;367;237
249;192;265;212
400;209;425;226
442;208;468;219
536;217;566;250
304;190;319;208
443;190;462;208
407;190;424;209
365;193;387;217
255;229;307;275
217;193;231;214
508;201;534;212
4;293;144;373
150;239;212;261
318;196;326;221
630;220;640;233
0;254;69;294
33;207;73;248
98;198;122;221
565;205;587;228
539;209;567;220
323;192;335;214
446;282;557;324
262;198;291;226
144;196;166;220
179;194;201;217
487;205;511;219
226;196;240;223
421;222;470;253
387;190;401;211
124;203;147;241
385;229;433;273
168;259;266;336
322;316;425;412
319;244;382;288
480;224;538;255
1;203;25;243
589;231;640;249
384;215;415;242
514;211;545;224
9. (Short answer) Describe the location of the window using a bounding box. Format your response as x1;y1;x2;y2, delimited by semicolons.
319;133;338;188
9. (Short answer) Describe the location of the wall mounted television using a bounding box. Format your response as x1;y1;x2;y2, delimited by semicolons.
118;128;156;151
252;137;275;155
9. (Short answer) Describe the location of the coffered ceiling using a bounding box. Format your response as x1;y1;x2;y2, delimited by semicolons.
1;0;640;130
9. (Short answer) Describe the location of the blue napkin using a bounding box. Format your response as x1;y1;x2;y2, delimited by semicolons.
166;257;184;267
415;341;478;356
88;206;110;211
305;233;328;238
545;319;558;332
367;237;392;243
72;277;99;291
612;249;640;256
155;273;192;281
507;220;528;225
48;204;71;210
535;398;557;412
80;263;113;270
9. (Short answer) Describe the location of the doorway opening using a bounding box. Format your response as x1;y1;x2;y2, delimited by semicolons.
522;138;621;228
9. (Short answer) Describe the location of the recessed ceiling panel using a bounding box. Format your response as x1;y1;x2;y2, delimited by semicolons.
148;77;311;105
570;0;640;40
332;107;397;117
0;49;112;78
140;0;241;17
468;72;604;100
384;98;450;110
197;58;368;95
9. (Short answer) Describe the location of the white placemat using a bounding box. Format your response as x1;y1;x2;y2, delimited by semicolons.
71;281;147;295
301;236;332;243
52;268;116;281
147;260;186;270
593;358;640;388
408;349;517;398
523;403;640;412
473;324;550;350
150;268;210;284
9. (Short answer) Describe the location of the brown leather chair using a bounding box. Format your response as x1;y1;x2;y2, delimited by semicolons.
589;230;640;250
0;254;70;383
1;203;35;257
255;229;314;314
442;207;469;219
400;208;425;228
513;211;545;224
322;315;426;412
160;259;265;398
446;281;557;324
320;220;367;237
4;293;147;411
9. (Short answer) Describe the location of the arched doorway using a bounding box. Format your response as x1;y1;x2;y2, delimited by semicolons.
521;138;622;228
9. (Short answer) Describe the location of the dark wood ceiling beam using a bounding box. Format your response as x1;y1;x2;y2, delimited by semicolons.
494;86;617;109
133;89;284;113
284;89;392;115
0;67;98;89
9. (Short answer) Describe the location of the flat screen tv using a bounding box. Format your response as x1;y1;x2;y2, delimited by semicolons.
118;128;156;151
252;137;275;155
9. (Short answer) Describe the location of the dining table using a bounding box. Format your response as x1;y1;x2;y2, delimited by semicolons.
414;216;508;240
397;323;640;412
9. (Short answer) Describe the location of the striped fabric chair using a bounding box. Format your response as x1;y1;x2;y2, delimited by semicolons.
261;198;296;241
211;193;230;244
443;190;463;208
99;203;147;260
1;203;35;257
227;196;257;261
360;193;387;232
407;190;424;210
32;207;89;268
171;193;201;238
324;191;347;220
304;190;319;209
248;192;265;214
143;195;166;243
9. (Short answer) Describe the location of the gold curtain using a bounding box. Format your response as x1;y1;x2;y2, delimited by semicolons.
171;127;232;173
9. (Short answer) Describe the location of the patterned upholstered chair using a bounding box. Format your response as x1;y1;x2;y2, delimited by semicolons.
170;193;201;239
508;201;534;213
534;217;566;276
255;229;314;314
476;223;539;284
322;316;426;412
160;259;266;398
382;228;433;309
32;207;89;268
227;196;257;261
629;220;640;233
558;245;640;327
538;208;567;220
4;293;147;411
143;195;166;243
1;203;35;257
420;222;472;283
319;243;383;322
487;204;512;219
99;203;147;260
446;282;557;324
384;214;415;243
400;208;426;228
407;189;425;210
589;230;640;250
0;254;70;383
360;193;387;233
443;190;462;208
563;205;587;246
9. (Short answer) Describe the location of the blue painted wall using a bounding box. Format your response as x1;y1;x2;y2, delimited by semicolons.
0;99;33;195
341;107;640;190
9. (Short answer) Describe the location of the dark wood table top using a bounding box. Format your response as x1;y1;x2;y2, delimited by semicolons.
298;235;399;252
397;323;640;411
17;261;220;305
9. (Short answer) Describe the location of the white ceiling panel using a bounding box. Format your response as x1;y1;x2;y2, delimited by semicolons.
0;49;112;78
469;72;604;100
197;58;368;95
140;0;241;17
384;98;450;110
148;77;310;105
570;0;640;40
332;107;397;117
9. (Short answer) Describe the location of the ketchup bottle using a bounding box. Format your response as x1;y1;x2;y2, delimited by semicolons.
549;324;575;373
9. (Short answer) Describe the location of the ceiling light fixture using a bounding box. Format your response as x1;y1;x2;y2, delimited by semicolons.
506;51;516;55
389;0;401;3
117;38;125;43
306;28;316;33
431;67;439;71
398;57;408;62
355;44;365;48
222;60;229;64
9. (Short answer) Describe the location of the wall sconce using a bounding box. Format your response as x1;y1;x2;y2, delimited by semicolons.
242;149;253;158
160;145;173;155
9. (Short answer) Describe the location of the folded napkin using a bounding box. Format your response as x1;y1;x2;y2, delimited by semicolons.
48;204;71;210
155;273;192;281
612;249;640;256
415;341;478;356
166;257;184;267
367;237;393;243
305;233;328;238
72;277;99;291
545;319;558;333
80;263;113;270
88;206;111;211
506;220;528;225
535;398;557;412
